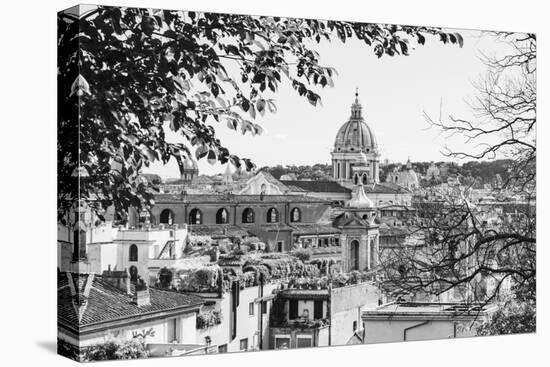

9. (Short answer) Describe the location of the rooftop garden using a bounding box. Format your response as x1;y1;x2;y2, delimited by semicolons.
156;253;322;294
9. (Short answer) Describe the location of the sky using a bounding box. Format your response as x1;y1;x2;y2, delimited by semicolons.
143;25;516;178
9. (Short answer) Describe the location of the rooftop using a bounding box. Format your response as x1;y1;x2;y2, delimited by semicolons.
290;223;342;235
278;288;330;300
281;180;352;193
188;224;251;238
58;272;203;331
155;193;329;204
362;302;494;321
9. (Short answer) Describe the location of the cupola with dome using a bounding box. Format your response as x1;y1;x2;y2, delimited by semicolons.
180;157;199;183
331;89;380;187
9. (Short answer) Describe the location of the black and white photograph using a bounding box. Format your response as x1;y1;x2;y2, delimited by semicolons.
53;1;537;364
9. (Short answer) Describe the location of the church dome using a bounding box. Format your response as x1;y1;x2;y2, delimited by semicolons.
334;91;378;153
346;183;375;209
404;169;419;186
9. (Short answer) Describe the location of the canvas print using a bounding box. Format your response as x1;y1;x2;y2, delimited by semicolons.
57;4;536;362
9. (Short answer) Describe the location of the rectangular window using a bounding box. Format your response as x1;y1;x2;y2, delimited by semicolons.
275;337;290;349
277;241;284;252
261;300;268;314
218;344;227;353
167;318;178;343
239;338;248;351
314;300;323;319
73;230;87;261
296;337;312;348
249;302;254;316
289;299;299;319
353;321;358;332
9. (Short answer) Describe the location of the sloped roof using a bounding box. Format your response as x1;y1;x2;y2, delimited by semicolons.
58;272;203;331
379;226;409;237
279;288;330;300
363;182;411;194
333;212;371;228
290;223;342;235
281;180;351;193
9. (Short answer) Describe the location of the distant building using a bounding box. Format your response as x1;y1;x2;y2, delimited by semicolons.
385;158;419;190
361;302;494;343
426;161;440;180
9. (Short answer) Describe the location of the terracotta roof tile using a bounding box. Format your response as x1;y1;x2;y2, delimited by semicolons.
58;272;203;329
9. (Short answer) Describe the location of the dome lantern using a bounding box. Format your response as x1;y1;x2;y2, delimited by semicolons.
351;87;362;119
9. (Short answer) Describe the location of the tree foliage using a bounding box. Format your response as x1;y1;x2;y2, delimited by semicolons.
58;5;463;218
81;339;149;361
477;279;536;335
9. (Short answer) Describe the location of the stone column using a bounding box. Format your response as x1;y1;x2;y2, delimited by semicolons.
360;234;369;271
373;234;380;266
339;234;348;272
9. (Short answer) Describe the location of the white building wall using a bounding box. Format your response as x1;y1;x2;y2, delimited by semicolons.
60;312;197;348
363;319;456;344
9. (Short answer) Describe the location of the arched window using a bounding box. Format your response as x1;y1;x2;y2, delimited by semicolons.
267;208;279;223
354;174;359;185
362;174;368;185
129;244;138;262
188;208;202;224
159;209;174;225
290;207;301;223
216;208;229;224
242;208;255;223
129;265;138;283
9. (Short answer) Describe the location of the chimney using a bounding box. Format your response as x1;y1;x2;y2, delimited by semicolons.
101;267;132;295
133;277;151;307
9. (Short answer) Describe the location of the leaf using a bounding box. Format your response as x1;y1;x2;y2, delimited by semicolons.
195;145;209;160
256;99;266;116
249;103;256;119
267;99;277;113
455;33;464;47
306;90;319;106
216;96;227;108
140;16;156;36
207;149;217;165
227;118;238;130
